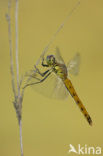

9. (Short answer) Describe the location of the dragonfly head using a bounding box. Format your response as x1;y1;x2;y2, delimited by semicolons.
46;55;56;66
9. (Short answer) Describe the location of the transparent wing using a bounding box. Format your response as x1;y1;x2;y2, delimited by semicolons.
67;53;80;76
54;47;66;65
25;69;69;100
52;75;69;99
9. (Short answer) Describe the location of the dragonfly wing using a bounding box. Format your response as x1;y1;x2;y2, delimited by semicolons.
54;47;66;65
52;75;69;99
25;70;69;100
67;53;80;76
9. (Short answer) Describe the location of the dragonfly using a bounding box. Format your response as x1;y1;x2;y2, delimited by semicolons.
24;47;92;126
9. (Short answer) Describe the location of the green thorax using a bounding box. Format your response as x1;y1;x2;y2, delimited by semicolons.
52;63;67;80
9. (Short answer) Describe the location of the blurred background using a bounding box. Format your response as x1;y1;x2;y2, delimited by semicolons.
0;0;103;155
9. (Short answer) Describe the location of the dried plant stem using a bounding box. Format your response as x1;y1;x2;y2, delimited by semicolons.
6;0;23;156
6;0;16;98
19;120;23;156
15;0;23;155
15;0;20;96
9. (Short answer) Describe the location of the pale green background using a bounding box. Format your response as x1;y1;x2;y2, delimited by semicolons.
0;0;103;156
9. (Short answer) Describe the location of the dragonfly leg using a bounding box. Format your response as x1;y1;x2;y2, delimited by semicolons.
34;65;50;77
25;71;40;80
23;71;52;89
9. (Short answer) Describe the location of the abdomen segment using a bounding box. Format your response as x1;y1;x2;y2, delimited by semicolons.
64;78;92;126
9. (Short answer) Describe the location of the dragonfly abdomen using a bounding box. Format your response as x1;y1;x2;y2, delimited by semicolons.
64;78;92;126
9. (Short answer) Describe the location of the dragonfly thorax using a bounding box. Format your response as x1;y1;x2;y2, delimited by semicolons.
46;55;56;66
